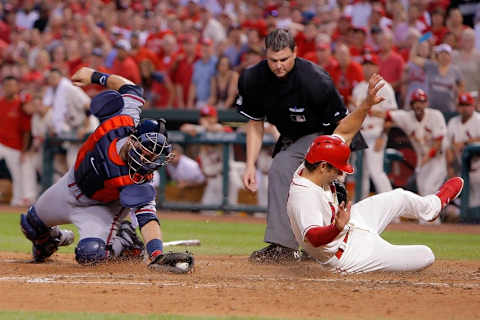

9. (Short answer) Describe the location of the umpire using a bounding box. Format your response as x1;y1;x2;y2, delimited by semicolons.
237;28;366;263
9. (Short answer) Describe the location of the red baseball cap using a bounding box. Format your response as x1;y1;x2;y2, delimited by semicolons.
200;105;218;117
411;89;428;103
458;92;474;106
305;135;354;174
362;53;379;65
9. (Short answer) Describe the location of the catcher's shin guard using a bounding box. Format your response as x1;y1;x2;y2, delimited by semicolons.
20;207;74;262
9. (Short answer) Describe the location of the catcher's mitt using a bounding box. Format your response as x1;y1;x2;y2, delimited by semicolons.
148;251;194;274
333;180;348;205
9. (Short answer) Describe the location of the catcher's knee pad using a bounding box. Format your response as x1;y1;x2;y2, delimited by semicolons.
20;206;50;241
75;238;107;265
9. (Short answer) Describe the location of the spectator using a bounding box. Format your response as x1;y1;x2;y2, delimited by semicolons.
173;36;199;108
446;92;480;207
276;1;293;29
430;8;448;45
410;42;464;113
295;22;317;58
25;93;52;192
166;144;206;190
138;59;175;108
16;0;39;30
223;27;246;68
351;54;397;200
452;28;480;94
330;43;364;105
188;39;218;108
407;3;428;34
180;105;244;211
110;39;141;84
378;30;405;102
199;7;226;45
208;56;239;109
303;39;337;75
349;26;373;64
402;39;430;108
351;0;372;28
42;69;95;169
0;76;31;206
446;8;467;48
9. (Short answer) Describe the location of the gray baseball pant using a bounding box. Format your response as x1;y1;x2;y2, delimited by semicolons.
265;133;318;249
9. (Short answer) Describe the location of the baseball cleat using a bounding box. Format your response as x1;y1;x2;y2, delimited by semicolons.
32;228;74;262
435;177;464;210
57;229;75;247
249;244;301;264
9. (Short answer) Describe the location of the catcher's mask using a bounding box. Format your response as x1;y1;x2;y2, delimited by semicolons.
127;132;174;184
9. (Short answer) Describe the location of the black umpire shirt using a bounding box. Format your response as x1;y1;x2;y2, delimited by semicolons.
236;57;366;152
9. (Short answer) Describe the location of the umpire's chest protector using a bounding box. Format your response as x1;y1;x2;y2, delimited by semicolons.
74;115;136;203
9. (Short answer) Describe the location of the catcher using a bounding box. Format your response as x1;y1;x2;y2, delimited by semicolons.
19;67;194;274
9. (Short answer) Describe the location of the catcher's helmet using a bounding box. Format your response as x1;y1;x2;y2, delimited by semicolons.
411;89;428;103
135;118;168;138
127;131;174;184
305;135;354;174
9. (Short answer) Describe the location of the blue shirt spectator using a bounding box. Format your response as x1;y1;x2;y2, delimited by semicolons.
189;39;218;107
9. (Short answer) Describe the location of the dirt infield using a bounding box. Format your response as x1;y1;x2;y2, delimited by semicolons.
1;210;480;319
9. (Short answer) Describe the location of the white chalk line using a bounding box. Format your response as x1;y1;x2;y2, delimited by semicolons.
0;274;478;290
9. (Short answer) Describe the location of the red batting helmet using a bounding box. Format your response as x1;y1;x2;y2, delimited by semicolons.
411;89;428;103
305;135;354;174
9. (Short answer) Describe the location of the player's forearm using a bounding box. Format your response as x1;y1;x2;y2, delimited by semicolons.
333;103;370;146
140;220;163;246
409;42;425;68
305;224;341;247
105;74;135;90
73;67;134;90
245;120;264;167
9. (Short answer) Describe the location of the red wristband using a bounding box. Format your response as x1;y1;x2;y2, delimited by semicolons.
428;148;437;158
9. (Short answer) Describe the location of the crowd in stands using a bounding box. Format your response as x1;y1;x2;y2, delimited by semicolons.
1;0;480;221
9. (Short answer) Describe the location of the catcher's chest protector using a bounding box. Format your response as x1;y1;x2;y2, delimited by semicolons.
74;115;136;203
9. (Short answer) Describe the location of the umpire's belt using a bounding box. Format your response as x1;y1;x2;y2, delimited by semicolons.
335;229;350;259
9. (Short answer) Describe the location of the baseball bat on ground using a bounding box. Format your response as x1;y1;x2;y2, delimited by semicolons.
163;239;201;247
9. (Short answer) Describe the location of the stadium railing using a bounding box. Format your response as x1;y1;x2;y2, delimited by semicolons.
39;108;479;222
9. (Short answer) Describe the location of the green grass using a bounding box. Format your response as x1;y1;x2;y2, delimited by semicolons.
0;311;309;320
1;212;480;259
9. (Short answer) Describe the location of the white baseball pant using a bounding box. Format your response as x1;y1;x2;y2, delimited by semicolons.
324;189;439;273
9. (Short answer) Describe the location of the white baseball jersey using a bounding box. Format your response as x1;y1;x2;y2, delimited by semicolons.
389;108;446;163
198;145;223;177
287;135;442;273
447;112;480;206
287;164;351;263
166;155;205;184
389;108;447;196
447;112;480;171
